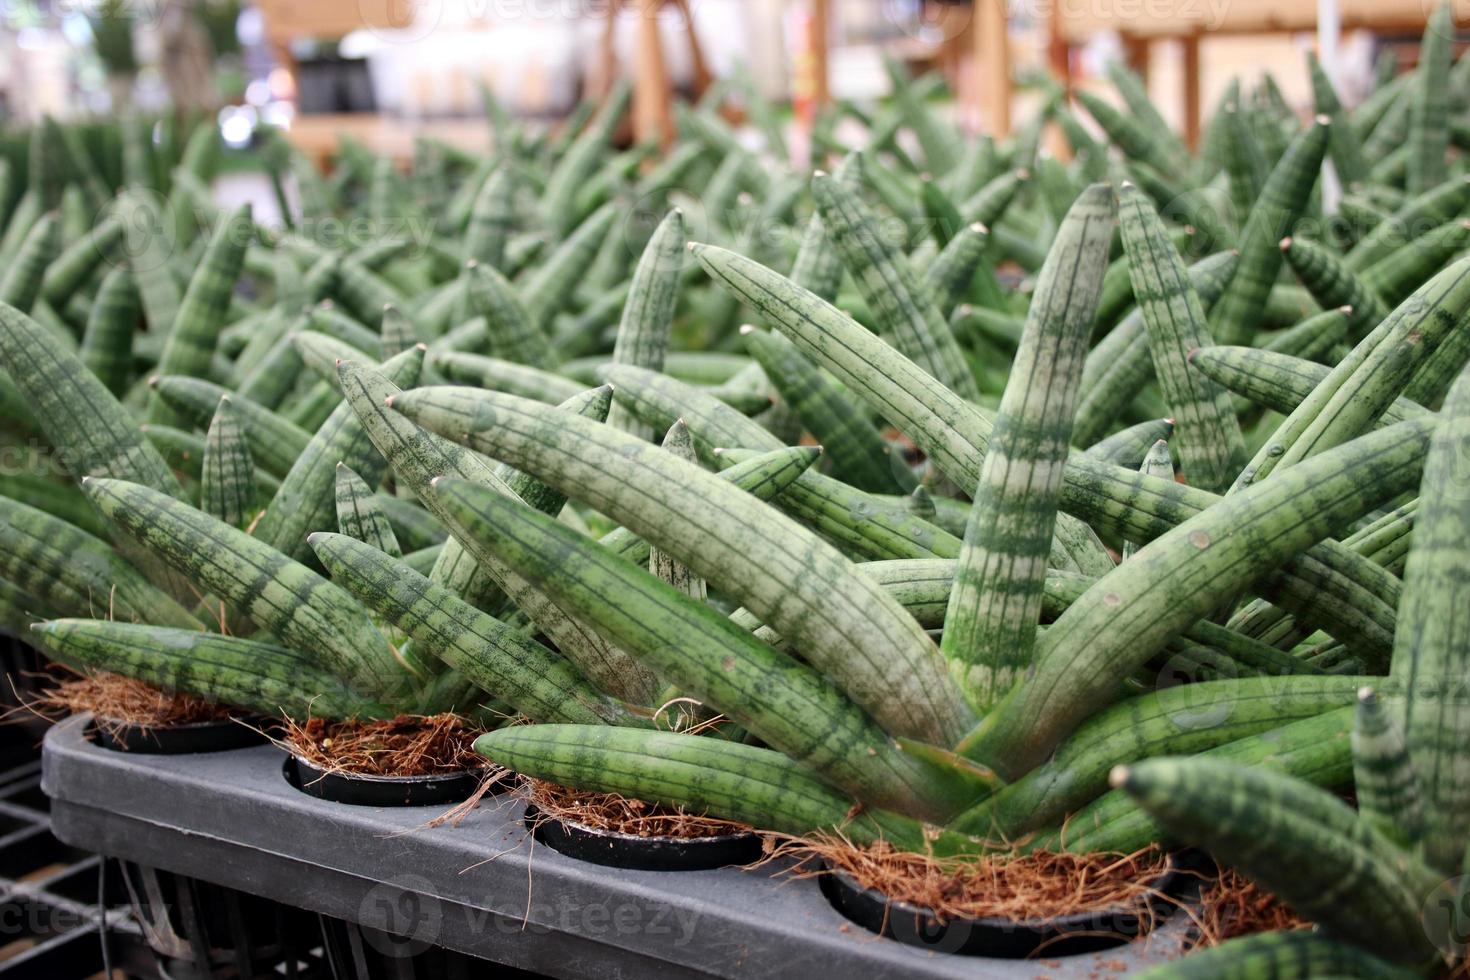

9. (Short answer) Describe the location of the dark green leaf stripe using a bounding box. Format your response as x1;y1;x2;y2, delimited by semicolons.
968;416;1437;779
82;477;405;698
253;346;424;564
34;619;385;721
1118;182;1246;492
942;184;1116;710
740;326;906;494
308;532;627;726
391;386;973;746
1116;758;1446;963
431;480;994;819
1389;361;1470;874
147;205;252;427
200;397;258;530
475;725;972;855
607;209;684;437
811;166;979;401
77;266;138;397
334;463;400;559
1209;117;1329;346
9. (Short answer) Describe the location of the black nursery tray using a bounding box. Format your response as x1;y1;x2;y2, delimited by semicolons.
42;716;1191;979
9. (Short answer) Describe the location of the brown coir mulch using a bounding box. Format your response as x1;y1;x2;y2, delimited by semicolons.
523;778;752;840
769;836;1174;926
1188;867;1309;947
281;714;486;777
27;673;232;733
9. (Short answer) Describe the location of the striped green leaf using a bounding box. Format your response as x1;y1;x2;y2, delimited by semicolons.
606;208;685;437
147;204;252;426
942;183;1115;710
0;302;182;495
1118;181;1246;492
82;477;406;699
475;725;972;855
1407;3;1453;195
0;495;200;628
1353;686;1422;848
200;396;258;530
253;346;424;564
34;619;386;721
309;531;629;725
1116;757;1447;963
1389;361;1470;874
390;386;973;747
954;674;1363;839
968;415;1437;780
1209;117;1329;346
811;163;980;401
334;463;400;559
77;266;138;396
1131;932;1415;980
0;213;59;314
431;478;995;819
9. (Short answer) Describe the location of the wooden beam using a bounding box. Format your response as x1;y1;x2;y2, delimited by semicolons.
1181;32;1201;150
633;0;674;149
975;0;1011;136
812;0;831;108
1120;32;1151;85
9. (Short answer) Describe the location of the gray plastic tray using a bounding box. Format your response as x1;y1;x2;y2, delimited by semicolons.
42;716;1191;978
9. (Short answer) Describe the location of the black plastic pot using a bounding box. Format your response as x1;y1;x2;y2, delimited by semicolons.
91;716;266;755
820;854;1180;958
526;804;764;872
286;755;492;807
